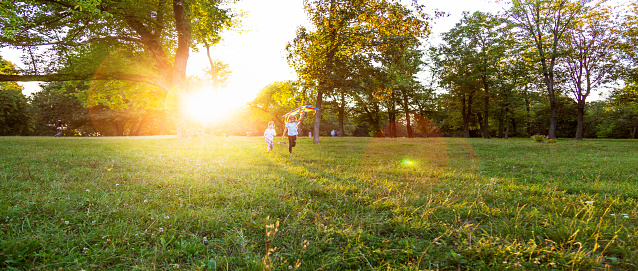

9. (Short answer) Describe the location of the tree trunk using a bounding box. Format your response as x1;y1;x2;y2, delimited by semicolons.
548;84;558;139
388;101;396;138
481;77;490;138
338;92;345;137
477;113;484;136
406;112;413;138
403;96;413;138
371;102;383;137
172;0;191;138
504;107;510;139
461;93;471;138
575;100;585;139
113;121;125;136
313;89;323;144
133;115;149;136
498;107;505;138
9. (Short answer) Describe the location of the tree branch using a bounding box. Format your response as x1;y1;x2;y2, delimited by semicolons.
0;73;168;91
6;36;144;47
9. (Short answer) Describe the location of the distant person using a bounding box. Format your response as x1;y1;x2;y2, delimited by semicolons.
264;121;277;153
54;119;64;137
282;113;304;154
331;130;335;137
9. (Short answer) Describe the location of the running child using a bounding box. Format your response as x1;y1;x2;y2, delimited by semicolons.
264;121;276;152
282;114;304;154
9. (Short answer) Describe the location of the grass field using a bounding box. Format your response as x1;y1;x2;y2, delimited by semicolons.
1;136;637;270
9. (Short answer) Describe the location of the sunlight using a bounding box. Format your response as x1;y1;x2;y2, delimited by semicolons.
180;88;248;124
401;158;415;167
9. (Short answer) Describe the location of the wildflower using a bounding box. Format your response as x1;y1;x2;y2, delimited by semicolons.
83;247;88;253
143;199;148;203
203;237;208;243
64;221;69;225
85;189;90;192
158;227;164;233
116;184;120;186
165;216;170;220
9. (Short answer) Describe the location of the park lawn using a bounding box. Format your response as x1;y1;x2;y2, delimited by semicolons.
0;136;637;270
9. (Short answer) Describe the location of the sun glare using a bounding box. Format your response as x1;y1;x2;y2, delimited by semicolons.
180;88;247;124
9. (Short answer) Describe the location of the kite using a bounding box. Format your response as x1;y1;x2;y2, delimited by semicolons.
282;105;318;119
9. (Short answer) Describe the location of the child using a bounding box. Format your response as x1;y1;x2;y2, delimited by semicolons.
264;121;277;152
282;114;304;154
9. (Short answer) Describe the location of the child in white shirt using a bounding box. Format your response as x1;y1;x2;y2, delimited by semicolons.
264;121;277;152
282;114;304;154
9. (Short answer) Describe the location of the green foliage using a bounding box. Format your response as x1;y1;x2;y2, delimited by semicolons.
1;0;237;139
244;81;312;133
507;0;589;139
287;0;431;141
0;83;30;135
0;57;31;135
28;82;90;136
619;1;638;82
532;134;546;142
595;86;638;138
0;137;637;269
430;11;513;138
596;123;615;138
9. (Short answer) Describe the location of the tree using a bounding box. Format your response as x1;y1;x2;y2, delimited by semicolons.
430;42;479;138
0;56;31;135
561;1;619;139
431;11;510;138
494;35;536;139
0;85;30;136
0;0;235;136
605;84;638;138
249;81;312;130
618;0;638;81
363;1;430;138
442;11;510;138
287;0;431;143
507;0;588;139
287;0;363;143
29;82;91;136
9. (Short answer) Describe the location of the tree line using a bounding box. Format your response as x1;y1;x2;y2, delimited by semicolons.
1;0;637;139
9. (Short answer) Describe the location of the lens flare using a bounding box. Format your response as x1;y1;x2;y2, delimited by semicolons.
401;159;415;166
180;88;247;124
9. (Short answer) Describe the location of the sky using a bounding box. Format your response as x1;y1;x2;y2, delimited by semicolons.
1;0;505;100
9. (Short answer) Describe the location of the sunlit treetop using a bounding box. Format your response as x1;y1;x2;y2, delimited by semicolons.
0;0;236;91
0;56;21;91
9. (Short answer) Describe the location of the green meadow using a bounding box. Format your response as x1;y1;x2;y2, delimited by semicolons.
1;136;637;270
